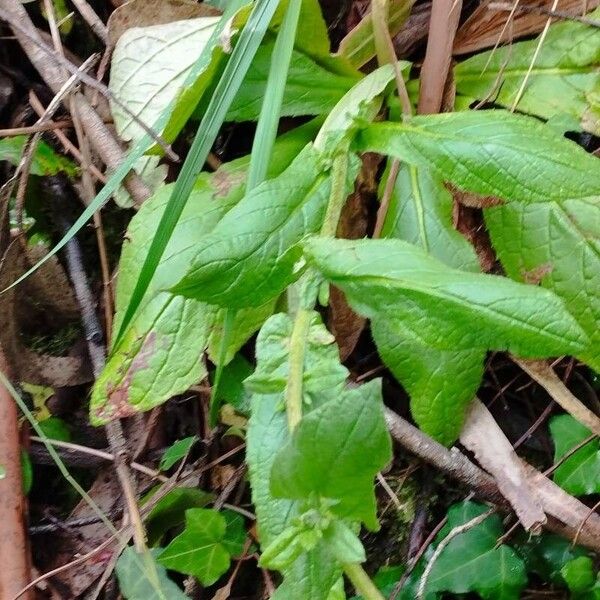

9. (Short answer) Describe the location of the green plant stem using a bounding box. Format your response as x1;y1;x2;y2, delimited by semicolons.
320;149;350;237
285;306;312;431
209;307;235;426
247;0;303;189
343;562;386;600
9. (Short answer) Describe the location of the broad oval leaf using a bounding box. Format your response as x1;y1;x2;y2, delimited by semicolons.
355;110;600;203
270;378;392;530
304;237;588;358
171;146;360;308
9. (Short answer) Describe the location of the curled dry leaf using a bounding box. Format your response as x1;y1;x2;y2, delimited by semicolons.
107;0;220;48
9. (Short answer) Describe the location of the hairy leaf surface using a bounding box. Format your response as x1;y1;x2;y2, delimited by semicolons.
379;163;483;442
304;237;587;357
92;123;317;423
355;111;600;203
270;379;391;530
485;197;600;371
246;313;347;599
172;146;360;307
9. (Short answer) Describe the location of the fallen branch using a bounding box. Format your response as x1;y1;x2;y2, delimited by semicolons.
384;407;600;551
460;398;546;532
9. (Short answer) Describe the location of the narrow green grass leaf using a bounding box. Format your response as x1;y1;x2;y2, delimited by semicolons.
115;0;280;346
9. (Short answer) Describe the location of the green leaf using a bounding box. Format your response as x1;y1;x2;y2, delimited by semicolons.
355;110;600;203
270;378;391;530
159;436;198;471
314;63;398;152
337;0;416;68
116;548;187;600
423;501;527;599
454;10;600;134
549;414;600;495
21;451;33;495
92;122;316;424
226;39;359;122
485;197;600;372
158;508;245;586
246;312;347;599
304;237;587;357
304;237;587;442
207;300;277;366
515;532;588;586
322;520;366;564
172;146;360;308
561;556;596;593
38;417;71;442
0;136;77;176
212;354;254;415
145;487;213;546
378;164;483;443
381;164;479;272
373;322;485;445
109;14;222;144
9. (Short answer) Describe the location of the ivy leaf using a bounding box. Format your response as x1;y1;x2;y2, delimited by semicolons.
270;379;391;530
158;508;245;586
304;237;587;357
455;10;600;134
561;556;597;594
116;548;187;600
549;414;600;495
246;313;349;599
91;121;316;424
515;532;589;586
485;197;600;372
423;501;527;599
159;436;198;471
355;110;600;203
145;487;213;547
172;146;360;308
0;136;77;176
378;163;483;443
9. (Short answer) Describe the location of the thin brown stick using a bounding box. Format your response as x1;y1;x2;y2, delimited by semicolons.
29;91;107;183
418;0;462;114
488;1;600;26
0;121;72;136
0;350;31;599
70;0;108;42
515;358;600;437
0;0;150;205
29;437;167;481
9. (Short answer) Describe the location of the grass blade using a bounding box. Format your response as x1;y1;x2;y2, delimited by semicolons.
115;0;281;346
